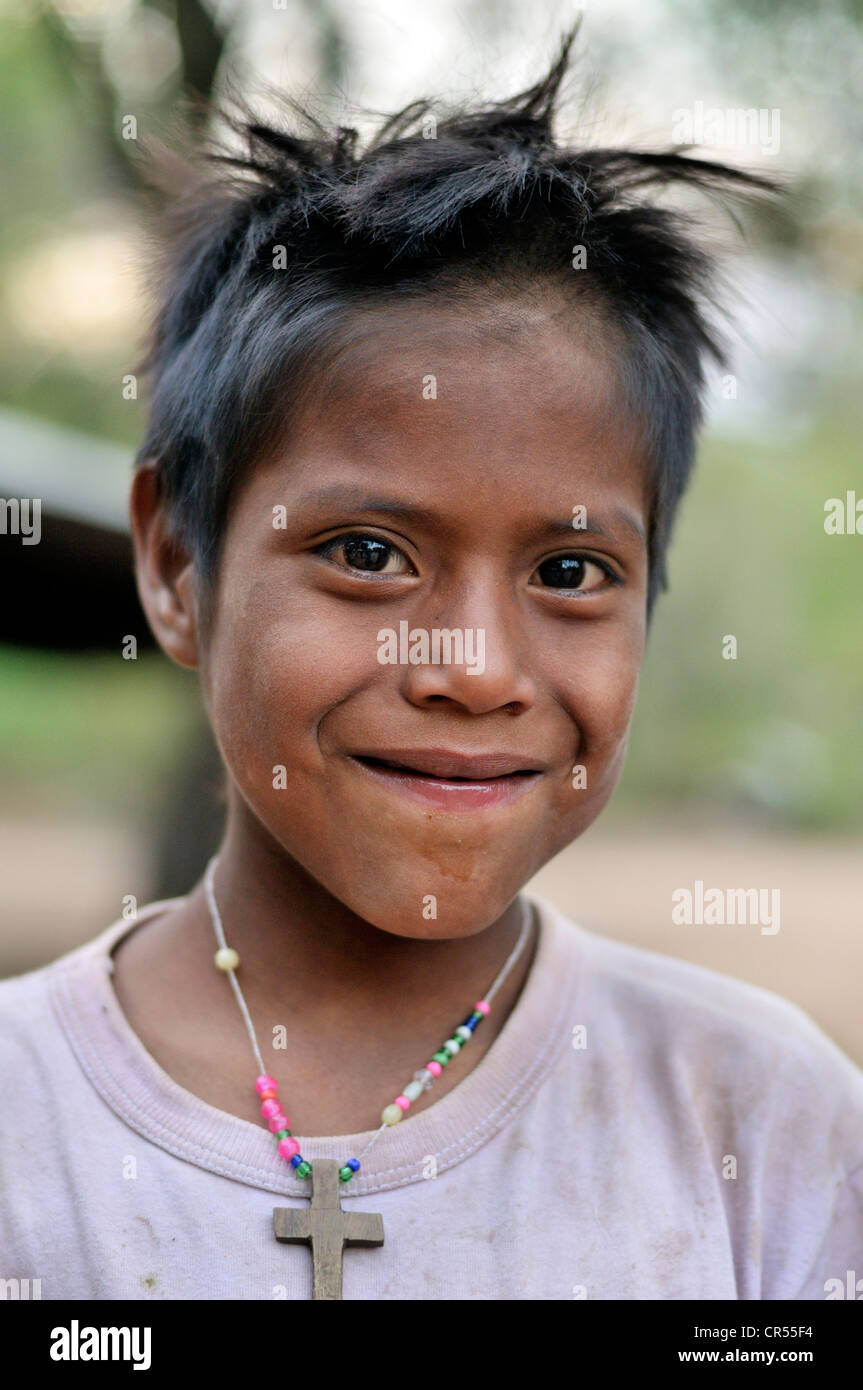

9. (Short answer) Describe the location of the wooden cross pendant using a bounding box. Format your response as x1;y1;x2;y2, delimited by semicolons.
273;1159;385;1300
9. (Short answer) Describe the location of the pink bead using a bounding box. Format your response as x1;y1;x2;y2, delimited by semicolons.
278;1137;300;1160
256;1075;279;1096
261;1098;282;1119
268;1115;290;1133
475;1000;490;1016
395;1095;410;1111
426;1061;442;1077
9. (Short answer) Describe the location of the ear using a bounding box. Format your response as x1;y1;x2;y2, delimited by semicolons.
130;464;200;670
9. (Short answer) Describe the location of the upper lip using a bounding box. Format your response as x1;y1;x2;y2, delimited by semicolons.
348;747;546;780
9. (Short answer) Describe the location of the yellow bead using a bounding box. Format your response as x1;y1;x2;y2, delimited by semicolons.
381;1103;403;1126
214;947;240;971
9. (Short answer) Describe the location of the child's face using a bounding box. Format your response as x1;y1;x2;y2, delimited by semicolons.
199;293;650;936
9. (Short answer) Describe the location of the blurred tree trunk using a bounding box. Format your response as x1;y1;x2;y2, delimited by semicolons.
176;0;225;107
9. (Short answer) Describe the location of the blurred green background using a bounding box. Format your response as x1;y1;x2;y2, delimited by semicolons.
0;0;860;1056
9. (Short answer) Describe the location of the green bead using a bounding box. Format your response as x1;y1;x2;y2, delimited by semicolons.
432;1050;450;1066
339;1166;354;1183
275;1129;290;1140
470;1010;483;1023
296;1160;312;1178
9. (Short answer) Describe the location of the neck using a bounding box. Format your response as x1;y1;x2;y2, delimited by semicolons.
204;798;532;1038
111;795;539;1136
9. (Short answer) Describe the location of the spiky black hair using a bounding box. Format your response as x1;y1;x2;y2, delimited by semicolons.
135;27;779;618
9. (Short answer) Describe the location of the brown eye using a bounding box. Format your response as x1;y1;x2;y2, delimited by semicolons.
317;532;415;575
532;554;616;592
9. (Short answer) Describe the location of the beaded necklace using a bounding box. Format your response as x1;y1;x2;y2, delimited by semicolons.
203;856;533;1298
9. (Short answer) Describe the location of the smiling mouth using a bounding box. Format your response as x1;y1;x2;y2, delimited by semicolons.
346;751;544;812
352;755;538;784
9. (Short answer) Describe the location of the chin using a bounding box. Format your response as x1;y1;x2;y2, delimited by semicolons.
336;878;523;939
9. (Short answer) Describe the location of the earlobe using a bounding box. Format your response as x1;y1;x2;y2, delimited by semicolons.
129;465;200;670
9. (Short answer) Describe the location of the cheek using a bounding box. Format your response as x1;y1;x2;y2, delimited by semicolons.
202;575;380;793
549;622;644;816
583;641;642;749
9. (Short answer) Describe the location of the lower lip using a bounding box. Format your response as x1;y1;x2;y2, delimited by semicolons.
349;758;542;811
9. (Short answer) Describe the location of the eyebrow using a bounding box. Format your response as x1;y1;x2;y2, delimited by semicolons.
295;484;647;547
530;511;647;546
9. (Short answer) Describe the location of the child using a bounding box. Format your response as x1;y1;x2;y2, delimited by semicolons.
2;33;861;1301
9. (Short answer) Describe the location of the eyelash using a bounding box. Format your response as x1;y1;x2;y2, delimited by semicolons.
313;531;417;578
313;530;622;592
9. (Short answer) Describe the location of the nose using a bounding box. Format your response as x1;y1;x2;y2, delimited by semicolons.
397;586;537;716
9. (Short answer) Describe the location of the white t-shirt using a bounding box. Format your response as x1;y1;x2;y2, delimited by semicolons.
1;893;861;1300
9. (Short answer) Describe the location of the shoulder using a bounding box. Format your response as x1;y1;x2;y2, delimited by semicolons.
0;925;115;1072
534;891;845;1056
0;955;56;1036
0;899;182;1062
532;893;863;1157
0;954;82;1110
586;924;837;1054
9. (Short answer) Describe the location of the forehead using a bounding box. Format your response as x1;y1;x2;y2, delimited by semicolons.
259;290;651;521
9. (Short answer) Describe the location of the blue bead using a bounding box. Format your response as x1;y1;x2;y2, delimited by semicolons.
460;1015;475;1030
347;1158;361;1172
290;1154;303;1168
466;1018;478;1031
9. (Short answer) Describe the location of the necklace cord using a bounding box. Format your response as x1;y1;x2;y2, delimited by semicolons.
204;859;267;1075
203;856;534;1167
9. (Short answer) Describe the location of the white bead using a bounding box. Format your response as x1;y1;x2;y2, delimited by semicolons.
382;1103;403;1126
413;1069;434;1092
214;947;240;971
404;1081;423;1102
455;1026;472;1041
443;1039;460;1056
